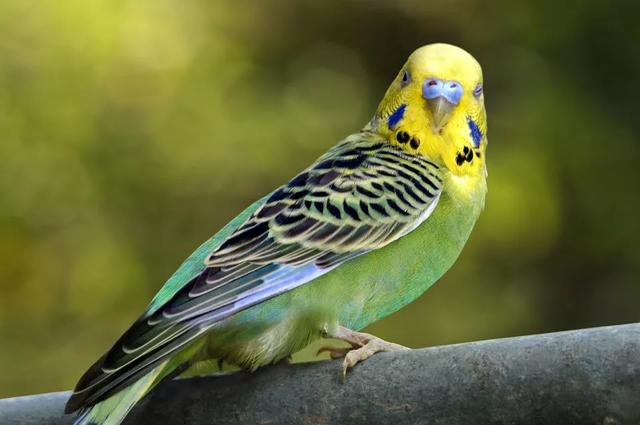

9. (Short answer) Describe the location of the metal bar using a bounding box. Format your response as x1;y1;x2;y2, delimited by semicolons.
1;323;639;425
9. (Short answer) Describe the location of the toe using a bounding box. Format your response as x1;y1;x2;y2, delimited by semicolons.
342;352;359;376
317;346;351;359
341;347;366;376
345;350;360;368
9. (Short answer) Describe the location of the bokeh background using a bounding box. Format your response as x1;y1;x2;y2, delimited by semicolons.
1;0;639;398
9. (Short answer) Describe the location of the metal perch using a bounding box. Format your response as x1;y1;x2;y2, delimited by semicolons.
1;323;639;424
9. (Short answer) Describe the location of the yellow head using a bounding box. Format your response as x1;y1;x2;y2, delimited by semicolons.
369;43;487;176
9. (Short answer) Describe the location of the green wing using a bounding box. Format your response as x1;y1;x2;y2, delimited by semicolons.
67;132;443;412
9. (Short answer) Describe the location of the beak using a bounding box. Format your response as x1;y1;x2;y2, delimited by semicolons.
422;78;463;133
426;97;455;133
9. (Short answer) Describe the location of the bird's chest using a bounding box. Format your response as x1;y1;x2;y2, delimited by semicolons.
328;171;487;330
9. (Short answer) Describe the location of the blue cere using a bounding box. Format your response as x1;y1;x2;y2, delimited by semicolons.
467;117;483;147
387;104;406;129
442;80;464;105
422;78;463;105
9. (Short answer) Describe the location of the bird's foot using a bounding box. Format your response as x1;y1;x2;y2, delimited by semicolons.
319;326;409;376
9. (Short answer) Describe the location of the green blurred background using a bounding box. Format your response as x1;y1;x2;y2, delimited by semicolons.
1;0;639;398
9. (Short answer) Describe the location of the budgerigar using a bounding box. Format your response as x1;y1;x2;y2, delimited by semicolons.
66;43;488;425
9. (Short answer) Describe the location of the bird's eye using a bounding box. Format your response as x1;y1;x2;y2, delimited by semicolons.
473;84;483;97
400;70;410;86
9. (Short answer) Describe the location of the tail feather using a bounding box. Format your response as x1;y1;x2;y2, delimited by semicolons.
72;360;167;425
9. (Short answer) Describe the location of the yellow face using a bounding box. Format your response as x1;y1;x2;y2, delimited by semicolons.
372;44;487;176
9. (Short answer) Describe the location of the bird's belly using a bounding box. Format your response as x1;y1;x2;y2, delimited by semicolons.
203;291;334;368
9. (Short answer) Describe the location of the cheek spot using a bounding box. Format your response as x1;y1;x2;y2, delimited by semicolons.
467;117;483;147
387;104;407;130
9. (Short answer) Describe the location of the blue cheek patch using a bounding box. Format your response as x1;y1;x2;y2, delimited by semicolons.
387;104;406;130
467;117;483;147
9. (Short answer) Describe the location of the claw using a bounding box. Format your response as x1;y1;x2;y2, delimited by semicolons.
322;326;409;376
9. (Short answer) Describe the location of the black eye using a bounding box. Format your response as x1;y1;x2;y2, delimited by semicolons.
401;70;410;86
473;84;483;97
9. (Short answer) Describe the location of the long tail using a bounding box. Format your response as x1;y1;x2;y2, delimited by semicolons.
72;360;169;425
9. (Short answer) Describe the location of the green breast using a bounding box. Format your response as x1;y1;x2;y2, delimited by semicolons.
305;171;486;331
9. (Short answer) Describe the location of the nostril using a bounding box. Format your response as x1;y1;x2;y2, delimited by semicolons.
449;83;457;88
427;80;438;86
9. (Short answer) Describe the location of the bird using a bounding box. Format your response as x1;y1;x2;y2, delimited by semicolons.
65;43;488;425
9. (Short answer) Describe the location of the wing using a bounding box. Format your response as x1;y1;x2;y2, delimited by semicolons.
66;133;443;412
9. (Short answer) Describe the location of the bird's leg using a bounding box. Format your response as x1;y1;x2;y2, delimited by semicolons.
318;325;409;375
